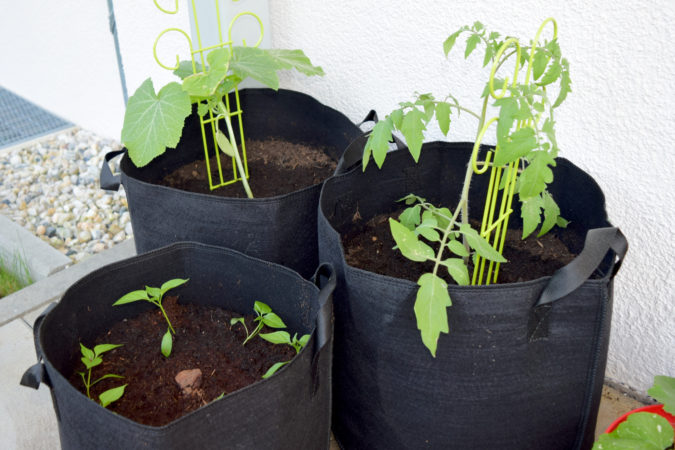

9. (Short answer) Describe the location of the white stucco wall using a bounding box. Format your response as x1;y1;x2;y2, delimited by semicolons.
1;0;672;395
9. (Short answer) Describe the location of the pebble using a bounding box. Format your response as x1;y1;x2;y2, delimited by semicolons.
0;129;131;262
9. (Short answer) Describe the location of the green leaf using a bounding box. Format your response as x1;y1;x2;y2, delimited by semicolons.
121;79;192;167
399;193;419;206
494;96;518;143
230;317;244;327
519;152;555;199
390;109;404;129
260;331;291;345
521;195;544;239
216;130;235;157
460;224;507;263
482;44;494;68
532;49;550;81
261;312;286;329
539;59;562;86
160;278;189;295
415;273;451;357
443;30;462;56
99;384;127;408
433;207;453;230
539;192;561;237
230;46;279;90
266;48;324;76
593;412;674;450
648;375;675;414
400;108;427;162
182;48;230;98
435;102;451;136
173;60;202;80
197;102;209;117
493;127;537;166
472;21;484;31
447;239;469;257
399;205;421;230
363;119;393;169
440;258;470;285
80;343;95;361
389;219;434;262
465;34;481;59
297;334;311;348
553;59;572;108
93;343;123;357
262;361;290;379
113;289;149;306
161;328;172;357
145;286;161;299
254;301;272;315
82;356;102;370
556;216;569;228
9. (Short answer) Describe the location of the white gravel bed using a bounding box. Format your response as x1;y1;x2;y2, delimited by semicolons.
0;128;131;263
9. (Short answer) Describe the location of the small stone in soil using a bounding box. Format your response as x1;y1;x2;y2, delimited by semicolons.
175;368;202;395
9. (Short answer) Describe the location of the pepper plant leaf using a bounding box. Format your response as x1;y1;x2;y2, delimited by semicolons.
266;49;324;76
389;219;434;262
99;385;127;408
230;46;279;90
262;361;290;379
261;312;286;329
415;273;451;357
648;375;675;414
93;343;123;357
113;289;149;305
260;331;291;345
161;328;172;357
160;278;189;295
121;79;192;167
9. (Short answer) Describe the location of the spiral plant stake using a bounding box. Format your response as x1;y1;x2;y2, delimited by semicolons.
120;0;324;197
363;18;572;356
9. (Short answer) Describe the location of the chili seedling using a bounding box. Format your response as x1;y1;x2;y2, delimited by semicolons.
230;300;286;345
259;331;311;379
113;278;189;357
78;343;126;408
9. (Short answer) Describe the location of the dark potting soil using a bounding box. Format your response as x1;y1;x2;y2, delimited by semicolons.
161;138;336;198
342;210;584;284
68;295;295;426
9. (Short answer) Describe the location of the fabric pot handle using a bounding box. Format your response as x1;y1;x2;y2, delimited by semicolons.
100;149;126;191
335;110;405;174
310;263;336;394
536;227;628;306
20;303;57;390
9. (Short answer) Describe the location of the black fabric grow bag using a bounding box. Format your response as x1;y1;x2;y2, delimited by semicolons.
21;242;335;450
101;88;361;279
318;141;627;450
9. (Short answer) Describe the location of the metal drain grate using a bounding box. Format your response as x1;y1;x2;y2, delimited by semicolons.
0;86;72;150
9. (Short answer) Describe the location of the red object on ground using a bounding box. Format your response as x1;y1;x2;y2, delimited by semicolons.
605;404;675;434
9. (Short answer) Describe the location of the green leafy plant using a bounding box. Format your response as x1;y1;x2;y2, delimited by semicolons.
593;375;675;450
361;19;571;356
113;278;189;357
0;250;33;298
121;46;324;198
78;343;126;408
230;300;286;345
230;301;310;378
259;331;311;379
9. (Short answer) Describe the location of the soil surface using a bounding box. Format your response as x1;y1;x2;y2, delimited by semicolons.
69;295;295;426
162;138;336;198
342;210;583;284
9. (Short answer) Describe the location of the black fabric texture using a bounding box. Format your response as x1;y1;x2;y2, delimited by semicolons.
109;88;361;279
26;242;335;450
318;141;624;450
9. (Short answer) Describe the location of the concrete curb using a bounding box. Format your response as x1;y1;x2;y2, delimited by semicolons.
0;214;71;281
0;238;136;326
